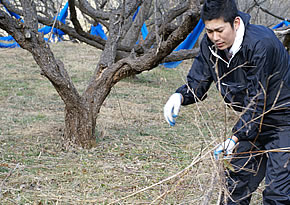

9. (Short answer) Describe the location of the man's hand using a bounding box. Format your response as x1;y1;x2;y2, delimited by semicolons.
164;93;183;126
214;137;238;160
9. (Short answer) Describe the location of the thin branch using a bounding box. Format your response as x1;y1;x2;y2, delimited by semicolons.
142;1;190;50
48;0;63;41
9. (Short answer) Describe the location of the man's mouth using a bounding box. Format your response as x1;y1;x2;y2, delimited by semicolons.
216;42;224;48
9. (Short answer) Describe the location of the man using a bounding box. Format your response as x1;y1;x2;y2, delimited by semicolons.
163;0;290;204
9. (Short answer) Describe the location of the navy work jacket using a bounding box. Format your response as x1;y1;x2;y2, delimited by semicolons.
176;12;290;141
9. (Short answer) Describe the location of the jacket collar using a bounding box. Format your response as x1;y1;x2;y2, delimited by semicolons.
229;16;245;57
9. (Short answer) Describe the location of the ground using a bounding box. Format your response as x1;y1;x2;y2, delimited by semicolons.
0;41;263;204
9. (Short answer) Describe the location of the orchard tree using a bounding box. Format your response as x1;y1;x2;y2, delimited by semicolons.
0;0;201;148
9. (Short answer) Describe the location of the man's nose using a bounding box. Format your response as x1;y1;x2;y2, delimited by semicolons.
213;32;220;41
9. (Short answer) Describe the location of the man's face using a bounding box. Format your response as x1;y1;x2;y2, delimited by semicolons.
204;17;240;50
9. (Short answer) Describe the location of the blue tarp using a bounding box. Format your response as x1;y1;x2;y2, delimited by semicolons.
140;23;149;40
0;35;19;48
133;7;148;41
163;19;205;68
40;2;69;42
90;24;107;40
272;20;290;29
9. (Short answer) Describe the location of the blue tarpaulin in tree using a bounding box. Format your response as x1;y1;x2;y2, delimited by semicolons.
40;2;69;42
90;24;107;40
0;35;19;48
132;6;204;68
133;7;148;41
140;23;149;40
3;5;23;21
272;20;290;29
163;19;205;68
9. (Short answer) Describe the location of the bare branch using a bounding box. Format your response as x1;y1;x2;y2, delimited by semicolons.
120;0;153;48
161;48;199;63
253;0;287;21
68;0;86;36
142;1;190;50
77;0;110;28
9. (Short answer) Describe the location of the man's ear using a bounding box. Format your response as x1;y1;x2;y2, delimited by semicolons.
234;17;240;31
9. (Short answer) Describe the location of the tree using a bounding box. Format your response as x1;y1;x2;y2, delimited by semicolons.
0;0;201;148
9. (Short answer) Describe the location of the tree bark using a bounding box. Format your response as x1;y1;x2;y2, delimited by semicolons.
64;104;97;148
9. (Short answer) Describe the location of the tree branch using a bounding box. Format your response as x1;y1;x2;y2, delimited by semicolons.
38;16;106;49
253;0;287;21
120;0;153;48
68;0;86;36
142;1;189;50
161;48;199;63
1;0;23;15
77;0;110;28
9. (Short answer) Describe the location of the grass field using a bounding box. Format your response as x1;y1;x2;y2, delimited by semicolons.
0;42;263;204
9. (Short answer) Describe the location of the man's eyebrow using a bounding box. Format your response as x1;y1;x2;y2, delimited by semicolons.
205;26;224;31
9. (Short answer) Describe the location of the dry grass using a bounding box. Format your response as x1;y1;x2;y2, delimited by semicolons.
0;41;263;204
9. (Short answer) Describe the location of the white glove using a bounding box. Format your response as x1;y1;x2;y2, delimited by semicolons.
214;138;237;160
164;93;182;126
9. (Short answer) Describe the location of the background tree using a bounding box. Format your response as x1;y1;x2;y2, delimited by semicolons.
0;0;201;148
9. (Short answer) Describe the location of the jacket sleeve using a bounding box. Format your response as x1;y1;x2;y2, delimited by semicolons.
176;42;213;105
232;38;276;140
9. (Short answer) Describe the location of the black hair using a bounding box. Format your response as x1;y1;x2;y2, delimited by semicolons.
201;0;238;27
